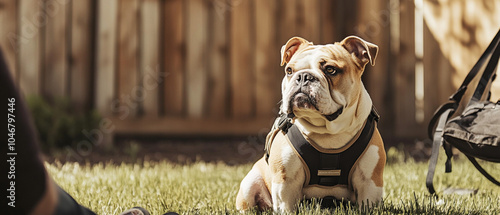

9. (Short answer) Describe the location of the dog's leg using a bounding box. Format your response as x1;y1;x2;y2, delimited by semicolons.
269;145;305;212
236;161;272;212
271;177;303;212
352;143;385;208
354;181;383;209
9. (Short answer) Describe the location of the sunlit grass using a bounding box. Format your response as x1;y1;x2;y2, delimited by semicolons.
46;148;500;214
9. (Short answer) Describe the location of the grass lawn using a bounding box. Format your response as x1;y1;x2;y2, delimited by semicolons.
46;148;500;214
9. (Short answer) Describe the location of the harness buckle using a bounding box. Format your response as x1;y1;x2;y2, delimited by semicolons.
277;115;293;133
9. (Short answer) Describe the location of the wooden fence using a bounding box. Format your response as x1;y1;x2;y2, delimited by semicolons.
0;0;458;143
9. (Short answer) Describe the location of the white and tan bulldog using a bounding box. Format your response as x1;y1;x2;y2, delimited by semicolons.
236;36;386;212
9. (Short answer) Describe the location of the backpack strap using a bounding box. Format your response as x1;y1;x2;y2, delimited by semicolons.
466;155;500;186
426;108;454;195
452;28;500;104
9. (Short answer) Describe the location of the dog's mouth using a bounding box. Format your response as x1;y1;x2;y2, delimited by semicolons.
287;91;343;121
290;91;318;111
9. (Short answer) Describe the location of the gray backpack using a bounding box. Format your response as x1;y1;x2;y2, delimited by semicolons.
426;28;500;194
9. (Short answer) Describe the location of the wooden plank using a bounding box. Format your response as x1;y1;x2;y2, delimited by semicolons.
277;0;297;45
276;0;298;110
0;0;18;82
44;0;68;99
394;0;417;137
117;0;139;117
70;0;94;112
230;0;254;118
95;0;118;115
19;0;42;96
297;0;320;42
254;0;279;117
320;0;336;44
423;22;454;124
186;0;208;118
163;0;185;116
335;0;359;36
140;0;160;117
355;0;393;136
112;117;273;136
207;0;228;118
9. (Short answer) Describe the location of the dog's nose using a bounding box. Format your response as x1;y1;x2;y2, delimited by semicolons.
296;72;316;86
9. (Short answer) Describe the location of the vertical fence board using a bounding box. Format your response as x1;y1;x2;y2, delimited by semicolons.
277;0;297;45
356;0;392;135
255;0;278;117
334;0;359;38
276;0;298;108
186;0;208;118
140;0;160;117
163;0;185;116
423;22;454;124
0;0;18;81
43;0;68;99
230;0;253;118
19;0;42;96
298;0;320;42
207;0;228;118
320;0;336;44
117;0;139;116
95;0;118;115
395;0;417;137
70;0;94;111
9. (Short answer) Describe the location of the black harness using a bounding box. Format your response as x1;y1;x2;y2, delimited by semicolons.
265;107;379;188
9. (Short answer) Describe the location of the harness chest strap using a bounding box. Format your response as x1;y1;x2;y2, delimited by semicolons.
264;107;380;188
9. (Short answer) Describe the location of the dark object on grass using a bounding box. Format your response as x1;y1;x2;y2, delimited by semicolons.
427;27;500;194
119;207;179;215
119;207;150;215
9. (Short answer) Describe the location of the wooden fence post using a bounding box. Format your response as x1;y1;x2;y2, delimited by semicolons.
140;0;160;117
230;0;254;118
207;0;229;118
186;0;209;118
70;0;94;112
0;0;18;83
95;0;118;116
19;0;43;96
117;0;140;117
163;0;185;116
43;0;68;100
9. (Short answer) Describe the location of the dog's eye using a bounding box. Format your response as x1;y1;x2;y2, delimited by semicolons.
286;67;293;75
325;66;338;75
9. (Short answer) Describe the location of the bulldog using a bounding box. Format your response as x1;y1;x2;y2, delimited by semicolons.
235;36;386;212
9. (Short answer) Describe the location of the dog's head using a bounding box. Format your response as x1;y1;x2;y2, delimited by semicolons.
280;36;378;123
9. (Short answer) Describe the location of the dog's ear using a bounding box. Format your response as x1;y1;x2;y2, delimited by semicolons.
341;36;378;67
280;37;313;66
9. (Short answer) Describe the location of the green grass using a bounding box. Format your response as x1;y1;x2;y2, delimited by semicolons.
46;148;500;214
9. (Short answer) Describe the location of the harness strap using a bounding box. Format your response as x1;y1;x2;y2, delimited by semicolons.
287;108;379;187
264;114;292;163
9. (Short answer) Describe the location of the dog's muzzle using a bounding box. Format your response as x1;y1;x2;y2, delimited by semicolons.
285;71;343;121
